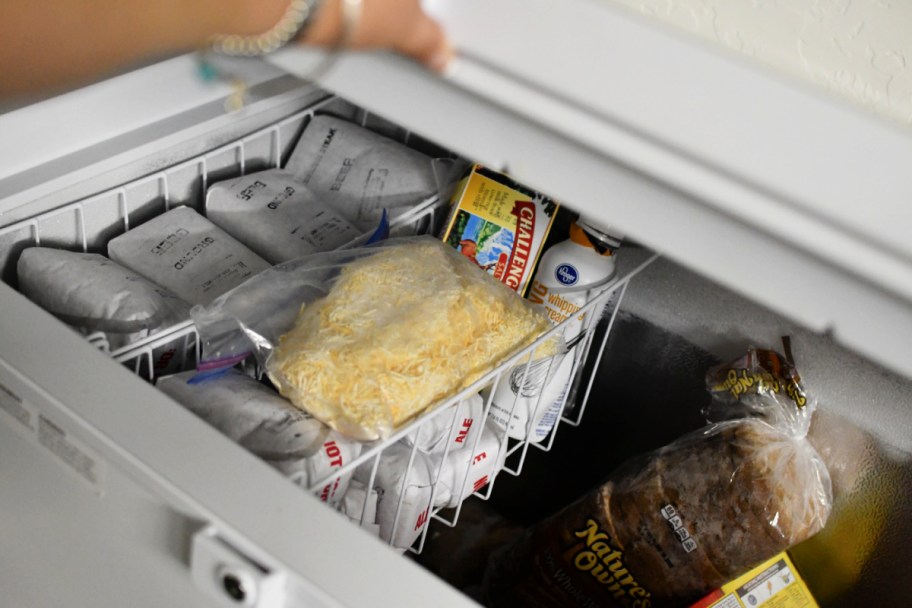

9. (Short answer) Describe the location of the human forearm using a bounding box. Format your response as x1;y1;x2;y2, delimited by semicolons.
0;0;287;97
0;0;452;100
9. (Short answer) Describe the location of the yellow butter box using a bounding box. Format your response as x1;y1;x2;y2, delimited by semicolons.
690;553;817;608
440;165;558;296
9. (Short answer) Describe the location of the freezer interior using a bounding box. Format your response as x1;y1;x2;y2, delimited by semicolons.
1;87;911;608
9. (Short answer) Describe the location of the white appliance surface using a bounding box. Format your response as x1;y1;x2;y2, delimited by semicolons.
2;2;912;607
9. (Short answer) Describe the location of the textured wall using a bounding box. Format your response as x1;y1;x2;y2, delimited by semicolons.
608;0;912;128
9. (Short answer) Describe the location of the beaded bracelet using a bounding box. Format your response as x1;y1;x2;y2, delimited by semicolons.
212;0;323;57
199;0;363;111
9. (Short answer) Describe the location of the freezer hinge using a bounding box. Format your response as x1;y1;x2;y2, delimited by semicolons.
191;526;293;608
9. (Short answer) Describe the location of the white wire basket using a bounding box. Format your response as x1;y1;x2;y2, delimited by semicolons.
0;95;659;554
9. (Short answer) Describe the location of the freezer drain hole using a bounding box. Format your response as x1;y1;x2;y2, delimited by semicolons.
221;573;247;603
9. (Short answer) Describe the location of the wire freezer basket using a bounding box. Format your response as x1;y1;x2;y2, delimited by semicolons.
0;94;659;555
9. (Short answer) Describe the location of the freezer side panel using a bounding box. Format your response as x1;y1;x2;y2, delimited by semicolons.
0;283;479;608
0;417;213;608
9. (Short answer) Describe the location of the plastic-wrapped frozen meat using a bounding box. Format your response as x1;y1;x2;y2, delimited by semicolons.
205;170;361;263
156;369;360;504
108;206;270;306
284;115;438;230
17;247;191;352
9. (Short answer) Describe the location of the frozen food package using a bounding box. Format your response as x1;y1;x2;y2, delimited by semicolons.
156;369;360;504
353;442;435;550
402;393;485;454
193;236;558;441
284;115;438;230
108;206;270;306
429;421;507;509
17;247;191;351
440;164;559;296
339;479;381;538
484;348;833;608
205;169;362;263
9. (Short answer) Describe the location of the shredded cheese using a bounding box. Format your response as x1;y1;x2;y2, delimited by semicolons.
267;240;554;441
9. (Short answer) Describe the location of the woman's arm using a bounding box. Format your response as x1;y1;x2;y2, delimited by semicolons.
0;0;451;99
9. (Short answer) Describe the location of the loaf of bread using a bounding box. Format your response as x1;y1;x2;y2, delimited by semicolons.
484;418;832;607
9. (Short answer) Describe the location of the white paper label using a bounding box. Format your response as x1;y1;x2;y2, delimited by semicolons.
0;380;105;496
0;382;33;432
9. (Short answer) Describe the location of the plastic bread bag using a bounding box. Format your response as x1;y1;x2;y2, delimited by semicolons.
17;247;191;351
283;114;440;231
156;369;360;504
192;236;559;441
484;347;833;608
205;169;363;264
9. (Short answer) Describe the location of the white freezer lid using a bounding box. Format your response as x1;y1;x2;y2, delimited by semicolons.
0;2;910;378
268;0;912;381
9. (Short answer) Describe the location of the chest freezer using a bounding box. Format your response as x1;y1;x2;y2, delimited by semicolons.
2;1;912;607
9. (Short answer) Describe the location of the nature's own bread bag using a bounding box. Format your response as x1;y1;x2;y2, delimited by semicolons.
484;348;832;608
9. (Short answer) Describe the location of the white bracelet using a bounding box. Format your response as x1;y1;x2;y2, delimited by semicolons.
210;0;323;56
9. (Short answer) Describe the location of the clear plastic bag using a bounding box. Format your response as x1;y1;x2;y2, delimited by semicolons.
484;347;833;608
192;236;556;440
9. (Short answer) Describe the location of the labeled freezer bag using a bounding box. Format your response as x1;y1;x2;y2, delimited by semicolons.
284;115;440;230
16;247;191;351
192;236;560;441
429;421;508;509
401;393;485;454
108;206;271;306
350;422;507;550
484;348;832;607
205;169;362;264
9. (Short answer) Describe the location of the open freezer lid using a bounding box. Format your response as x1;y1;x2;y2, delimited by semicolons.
268;0;912;381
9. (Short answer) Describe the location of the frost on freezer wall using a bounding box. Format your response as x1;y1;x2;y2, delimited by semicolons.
609;0;912;127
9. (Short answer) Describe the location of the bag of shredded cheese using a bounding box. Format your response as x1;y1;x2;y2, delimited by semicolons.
192;237;558;440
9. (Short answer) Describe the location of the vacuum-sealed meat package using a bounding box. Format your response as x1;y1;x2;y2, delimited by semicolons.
205;169;362;263
283;115;439;230
108;206;270;305
17;247;191;350
157;369;360;504
484;348;832;608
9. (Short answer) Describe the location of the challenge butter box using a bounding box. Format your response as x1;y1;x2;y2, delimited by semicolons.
690;553;818;608
441;165;558;296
